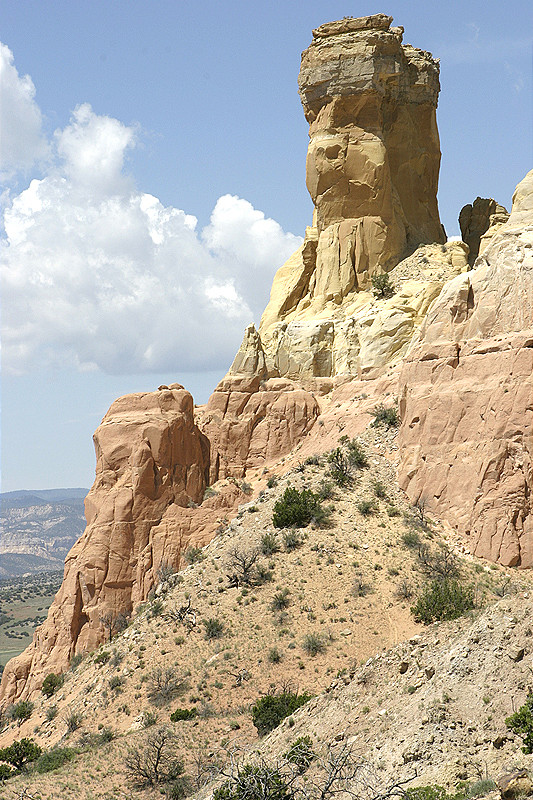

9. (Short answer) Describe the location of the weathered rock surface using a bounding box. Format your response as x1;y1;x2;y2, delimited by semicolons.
0;387;241;702
199;375;320;482
459;197;509;265
398;170;533;566
255;14;448;381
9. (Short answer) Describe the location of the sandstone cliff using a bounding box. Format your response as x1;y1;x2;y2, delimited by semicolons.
398;170;533;566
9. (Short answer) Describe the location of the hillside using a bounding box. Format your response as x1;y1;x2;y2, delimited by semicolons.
0;423;529;797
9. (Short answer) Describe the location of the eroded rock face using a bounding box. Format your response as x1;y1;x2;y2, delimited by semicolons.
0;387;225;702
398;170;533;566
459;197;509;265
256;14;447;381
200;375;320;482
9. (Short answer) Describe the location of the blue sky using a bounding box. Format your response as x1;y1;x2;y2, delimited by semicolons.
1;0;532;492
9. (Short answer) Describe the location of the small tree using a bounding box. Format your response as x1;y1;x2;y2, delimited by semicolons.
0;738;42;772
125;726;185;786
226;546;261;587
273;488;323;529
371;272;395;298
411;579;475;624
10;700;34;725
42;672;64;698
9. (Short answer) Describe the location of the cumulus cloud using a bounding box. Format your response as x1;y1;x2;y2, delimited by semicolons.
0;43;49;178
1;102;301;376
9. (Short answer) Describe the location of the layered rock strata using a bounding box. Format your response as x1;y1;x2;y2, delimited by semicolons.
398;170;533;566
255;13;447;381
0;387;235;701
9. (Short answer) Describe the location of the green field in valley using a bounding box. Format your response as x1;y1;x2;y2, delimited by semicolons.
0;571;62;672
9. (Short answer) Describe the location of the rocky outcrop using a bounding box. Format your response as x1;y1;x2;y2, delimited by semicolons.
199;373;320;483
0;387;242;702
459;197;509;265
398;170;533;566
254;14;449;381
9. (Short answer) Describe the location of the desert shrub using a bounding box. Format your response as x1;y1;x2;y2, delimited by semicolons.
9;700;34;723
370;403;399;427
0;738;42;771
70;653;83;670
283;530;304;551
42;672;64;698
346;439;368;468
148;667;189;706
214;764;289;800
418;543;460;580
304;455;321;466
467;780;497;797
125;726;185;787
66;710;83;732
150;599;164;618
170;707;198;722
226;546;261;586
268;647;282;664
240;481;253;495
411;579;475;624
506;693;533;753
352;576;373;597
255;564;274;584
45;704;58;722
356;499;377;516
35;746;77;773
317;480;335;500
402;529;421;549
394;579;413;600
267;475;279;489
203;617;224;640
271;588;291;611
371;272;395;298
327;449;352;486
94;650;111;664
185;546;204;564
99;727;114;743
285;735;315;773
261;533;280;555
273;488;324;529
302;633;326;657
372;480;387;500
251;691;313;736
109;675;123;691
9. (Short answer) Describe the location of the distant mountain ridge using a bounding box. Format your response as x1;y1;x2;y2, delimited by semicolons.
0;489;88;578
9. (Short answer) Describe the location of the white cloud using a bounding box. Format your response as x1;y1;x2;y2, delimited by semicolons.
1;103;301;376
0;43;49;179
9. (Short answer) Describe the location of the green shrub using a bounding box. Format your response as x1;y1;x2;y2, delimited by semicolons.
251;691;313;736
271;588;291;611
0;738;42;771
411;579;475;624
261;533;280;555
372;480;387;500
371;272;395;298
327;449;352;486
45;704;58;722
267;475;279;489
370;403;399;427
35;746;76;773
357;499;377;516
302;633;326;657
268;647;282;664
109;675;123;691
285;735;315;772
70;653;83;670
185;546;204;564
203;617;224;640
10;700;34;723
283;530;304;551
273;487;323;529
42;672;64;698
214;764;289;800
94;650;111;665
66;710;83;732
317;480;335;500
346;439;368;468
170;707;198;722
506;693;533;753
